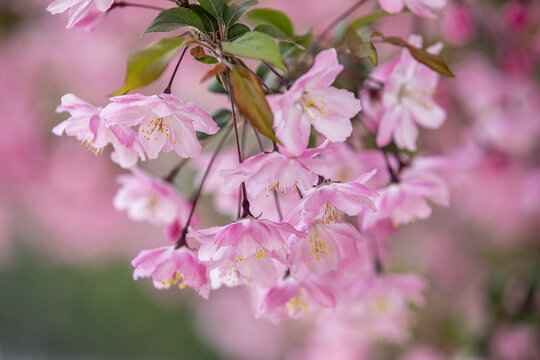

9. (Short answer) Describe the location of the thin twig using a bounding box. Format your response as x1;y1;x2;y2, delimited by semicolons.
175;124;233;249
262;61;291;89
164;47;189;94
164;159;188;183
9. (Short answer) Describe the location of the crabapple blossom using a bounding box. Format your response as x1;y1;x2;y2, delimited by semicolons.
46;0;114;29
101;93;219;159
329;274;427;343
378;0;446;19
189;218;305;288
289;222;364;279
132;245;210;298
363;35;447;151
267;48;362;156
113;167;192;227
220;141;331;198
52;93;145;168
359;156;450;230
284;170;379;228
255;277;336;324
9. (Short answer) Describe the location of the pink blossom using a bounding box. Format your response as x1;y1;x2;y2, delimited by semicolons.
441;4;475;45
52;93;145;168
289;222;363;279
47;0;114;29
101;93;219;159
188;217;305;288
365;35;447;151
490;324;540;360
113;168;192;227
378;0;446;19
284;171;379;228
267;49;362;156
359;156;450;230
132;245;210;298
330;274;427;344
220;141;331;198
255;277;336;324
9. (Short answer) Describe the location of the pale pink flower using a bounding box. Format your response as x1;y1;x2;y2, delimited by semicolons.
284;170;378;228
132;245;210;298
47;0;114;29
220;141;331;198
490;324;540;360
256;277;336;324
365;35;447;151
52;93;108;150
267;49;362;156
188;217;305;288
359;156;450;230
378;0;446;19
101;93;219;159
289;222;363;279
441;4;475;45
52;93;145;168
113;168;192;227
328;274;427;344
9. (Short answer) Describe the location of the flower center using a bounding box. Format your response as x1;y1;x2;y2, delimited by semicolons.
320;203;343;224
140;117;175;143
162;270;187;289
286;289;309;316
397;84;435;110
308;231;332;262
301;95;332;122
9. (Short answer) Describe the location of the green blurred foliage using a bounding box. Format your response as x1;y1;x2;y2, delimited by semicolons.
0;253;222;360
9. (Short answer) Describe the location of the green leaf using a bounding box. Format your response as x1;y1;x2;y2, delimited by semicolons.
223;0;258;29
407;47;455;78
197;109;231;139
227;23;250;41
222;31;286;71
245;8;293;37
229;66;279;143
253;24;305;49
143;7;205;35
207;77;228;94
110;37;185;96
195;56;219;64
381;36;455;77
349;10;393;29
189;4;219;33
197;0;225;19
345;27;378;66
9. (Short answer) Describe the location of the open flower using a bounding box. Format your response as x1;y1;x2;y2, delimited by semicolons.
47;0;114;29
189;217;305;288
285;170;379;228
132;245;210;298
255;277;336;324
364;35;446;151
52;93;145;168
289;222;363;279
113;168;192;227
220;141;331;198
267;49;362;156
359;156;450;230
378;0;446;19
101;94;219;159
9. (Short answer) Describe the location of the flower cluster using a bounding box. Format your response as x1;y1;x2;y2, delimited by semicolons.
48;0;453;336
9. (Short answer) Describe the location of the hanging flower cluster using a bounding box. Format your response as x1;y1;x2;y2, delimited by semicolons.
48;0;453;331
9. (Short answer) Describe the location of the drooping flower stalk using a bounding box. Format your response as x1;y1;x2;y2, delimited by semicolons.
175;123;233;249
